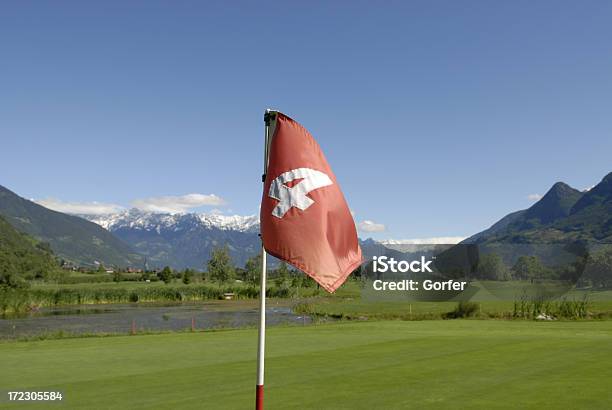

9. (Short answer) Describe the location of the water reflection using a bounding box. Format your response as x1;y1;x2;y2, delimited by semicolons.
0;302;311;339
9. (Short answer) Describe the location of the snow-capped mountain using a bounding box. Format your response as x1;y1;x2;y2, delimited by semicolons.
81;209;261;269
85;209;259;233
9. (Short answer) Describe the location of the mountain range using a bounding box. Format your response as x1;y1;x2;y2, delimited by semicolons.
0;171;610;271
464;172;612;245
82;210;260;269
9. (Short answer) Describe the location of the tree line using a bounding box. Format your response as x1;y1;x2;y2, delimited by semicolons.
472;247;612;288
150;246;315;288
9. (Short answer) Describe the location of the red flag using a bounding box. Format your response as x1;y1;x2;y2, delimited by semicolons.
260;112;363;292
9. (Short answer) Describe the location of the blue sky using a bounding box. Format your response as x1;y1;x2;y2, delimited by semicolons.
1;1;611;241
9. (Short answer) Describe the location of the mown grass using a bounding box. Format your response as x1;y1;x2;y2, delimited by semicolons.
1;320;611;409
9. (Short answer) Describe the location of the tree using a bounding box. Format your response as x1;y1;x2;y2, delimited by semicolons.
243;254;262;285
182;269;194;284
274;262;290;287
476;253;508;280
157;266;173;284
584;247;612;288
207;246;235;283
0;253;27;289
35;241;53;253
290;269;315;288
512;256;545;280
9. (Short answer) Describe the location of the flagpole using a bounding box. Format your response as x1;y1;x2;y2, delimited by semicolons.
256;109;273;410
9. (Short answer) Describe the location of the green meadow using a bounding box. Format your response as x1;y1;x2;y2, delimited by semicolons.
2;320;612;409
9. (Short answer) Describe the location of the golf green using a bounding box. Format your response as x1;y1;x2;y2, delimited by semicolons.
2;320;611;409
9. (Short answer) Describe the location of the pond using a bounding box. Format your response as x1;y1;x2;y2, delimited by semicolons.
0;301;311;339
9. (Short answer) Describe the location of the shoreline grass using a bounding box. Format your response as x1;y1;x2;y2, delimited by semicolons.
0;282;321;314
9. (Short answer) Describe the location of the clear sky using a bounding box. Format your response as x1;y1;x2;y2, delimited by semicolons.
1;1;611;241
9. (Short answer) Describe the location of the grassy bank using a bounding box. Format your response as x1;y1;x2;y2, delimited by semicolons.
296;282;612;321
0;281;321;314
296;297;612;321
1;321;612;409
3;279;612;320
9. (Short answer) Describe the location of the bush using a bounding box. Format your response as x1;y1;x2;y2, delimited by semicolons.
445;301;479;319
513;294;590;319
182;270;194;284
157;267;173;284
207;246;235;283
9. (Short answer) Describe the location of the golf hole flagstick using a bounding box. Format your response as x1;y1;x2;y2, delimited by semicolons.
256;110;363;409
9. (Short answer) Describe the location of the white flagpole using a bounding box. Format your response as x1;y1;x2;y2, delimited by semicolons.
256;109;273;410
256;241;266;410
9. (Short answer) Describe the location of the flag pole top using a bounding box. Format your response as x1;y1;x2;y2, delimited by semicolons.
264;109;278;125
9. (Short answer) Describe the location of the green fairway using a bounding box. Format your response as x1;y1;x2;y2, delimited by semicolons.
2;321;612;409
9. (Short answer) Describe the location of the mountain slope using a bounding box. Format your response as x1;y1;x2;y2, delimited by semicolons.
464;210;526;243
571;172;612;214
557;172;612;242
0;215;57;284
464;172;611;245
0;185;142;267
521;182;583;225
